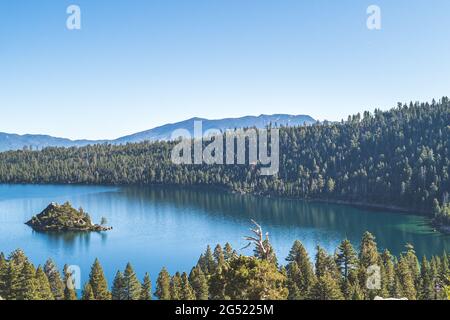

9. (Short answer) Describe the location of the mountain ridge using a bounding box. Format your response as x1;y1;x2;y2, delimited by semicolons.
0;114;315;152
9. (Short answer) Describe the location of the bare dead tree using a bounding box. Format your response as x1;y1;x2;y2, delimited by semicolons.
242;219;273;261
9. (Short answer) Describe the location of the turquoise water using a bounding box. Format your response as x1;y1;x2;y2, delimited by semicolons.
0;184;448;289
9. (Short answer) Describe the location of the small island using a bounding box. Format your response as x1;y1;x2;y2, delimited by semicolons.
25;202;112;232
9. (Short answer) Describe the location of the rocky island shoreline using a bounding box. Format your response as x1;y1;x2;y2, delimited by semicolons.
25;202;112;232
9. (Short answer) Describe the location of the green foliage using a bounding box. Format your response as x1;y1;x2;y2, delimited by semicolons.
155;267;171;300
189;265;209;300
222;256;288;300
35;266;54;300
26;202;97;232
0;230;449;300
169;272;182;300
111;271;125;300
81;283;94;300
309;272;344;300
88;258;111;300
18;261;39;300
1;99;448;223
43;259;65;300
180;272;196;300
140;273;152;300
123;263;141;300
286;240;316;299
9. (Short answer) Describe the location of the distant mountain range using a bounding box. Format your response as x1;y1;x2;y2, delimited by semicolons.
0;114;315;152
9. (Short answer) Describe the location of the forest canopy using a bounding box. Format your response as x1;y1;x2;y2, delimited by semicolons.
0;98;448;222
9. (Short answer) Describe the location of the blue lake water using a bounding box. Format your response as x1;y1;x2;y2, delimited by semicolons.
0;184;449;290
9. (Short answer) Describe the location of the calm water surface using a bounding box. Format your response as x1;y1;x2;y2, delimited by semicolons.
0;184;449;288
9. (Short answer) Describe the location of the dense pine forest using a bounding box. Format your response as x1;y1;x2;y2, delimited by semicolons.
0;98;448;223
0;231;449;300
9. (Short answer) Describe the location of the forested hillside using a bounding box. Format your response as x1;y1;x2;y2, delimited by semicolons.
0;98;448;220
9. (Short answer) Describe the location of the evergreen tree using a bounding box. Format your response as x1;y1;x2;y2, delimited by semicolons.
336;240;358;280
208;264;227;300
222;256;288;300
140;273;152;300
285;240;316;299
0;254;8;298
213;245;226;269
88;258;111;300
170;272;182;300
43;259;64;300
18;261;39;300
123;263;141;300
155;267;171;300
223;243;236;261
358;232;380;299
81;283;94;300
404;244;420;288
35;266;54;300
381;249;395;297
111;271;126;300
309;272;344;300
4;262;20;300
198;246;216;275
315;246;338;279
419;256;433;300
395;255;417;300
189;265;209;300
180;272;196;300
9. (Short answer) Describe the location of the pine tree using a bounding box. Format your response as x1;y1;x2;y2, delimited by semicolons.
4;261;20;300
123;263;141;300
35;266;54;300
395;255;417;300
208;264;227;300
419;256;433;300
223;256;288;300
336;240;357;280
63;264;77;300
358;232;380;299
404;244;420;288
309;272;344;300
213;245;226;269
155;267;171;300
189;265;209;300
359;232;379;268
335;240;358;298
18;261;39;300
198;246;216;275
0;254;8;298
43;259;64;300
170;272;182;300
381;249;395;297
111;271;125;300
180;272;196;300
223;243;236;261
315;246;338;279
140;273;152;300
88;258;111;300
285;240;316;299
82;283;94;300
9;249;28;267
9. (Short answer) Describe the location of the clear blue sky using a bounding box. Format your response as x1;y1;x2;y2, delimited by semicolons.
1;0;449;140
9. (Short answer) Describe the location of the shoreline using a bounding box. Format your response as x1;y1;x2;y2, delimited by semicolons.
1;181;446;234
